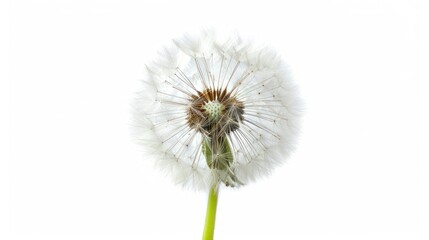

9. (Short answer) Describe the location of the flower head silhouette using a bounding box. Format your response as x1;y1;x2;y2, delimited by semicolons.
133;31;302;190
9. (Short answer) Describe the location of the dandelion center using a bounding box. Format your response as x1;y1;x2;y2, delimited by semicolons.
187;88;244;137
203;100;223;121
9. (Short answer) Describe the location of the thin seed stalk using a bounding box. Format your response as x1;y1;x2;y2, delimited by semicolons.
202;183;219;240
201;136;232;240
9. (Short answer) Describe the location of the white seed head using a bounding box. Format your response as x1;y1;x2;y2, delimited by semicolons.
132;30;302;191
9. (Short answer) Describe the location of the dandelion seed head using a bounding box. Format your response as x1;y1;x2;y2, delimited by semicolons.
132;30;302;191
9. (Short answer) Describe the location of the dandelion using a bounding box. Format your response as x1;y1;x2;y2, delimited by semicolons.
132;30;302;239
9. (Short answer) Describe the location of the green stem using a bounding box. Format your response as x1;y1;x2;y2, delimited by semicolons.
202;183;219;240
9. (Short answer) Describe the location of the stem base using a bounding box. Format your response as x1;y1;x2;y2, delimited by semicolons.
202;184;219;240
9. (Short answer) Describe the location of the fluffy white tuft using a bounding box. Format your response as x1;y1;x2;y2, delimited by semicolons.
132;30;302;191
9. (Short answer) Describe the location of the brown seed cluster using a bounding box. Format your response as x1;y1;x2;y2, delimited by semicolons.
187;88;244;137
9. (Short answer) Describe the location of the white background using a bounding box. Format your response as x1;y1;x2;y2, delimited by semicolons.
1;0;428;239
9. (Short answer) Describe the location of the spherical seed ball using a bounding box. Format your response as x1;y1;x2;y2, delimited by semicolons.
132;30;303;191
